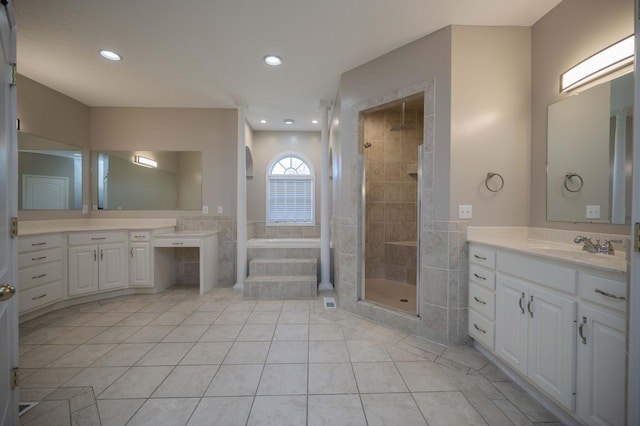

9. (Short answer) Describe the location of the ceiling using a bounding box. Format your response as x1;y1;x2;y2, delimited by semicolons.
14;0;561;132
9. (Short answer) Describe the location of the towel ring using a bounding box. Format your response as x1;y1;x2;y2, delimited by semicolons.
564;172;583;193
485;172;504;192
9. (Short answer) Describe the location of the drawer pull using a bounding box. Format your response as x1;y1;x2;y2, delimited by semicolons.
134;235;145;239
473;254;487;260
32;293;47;300
473;323;487;334
518;292;525;314
473;296;486;305
32;273;47;280
594;288;626;301
31;242;47;246
172;242;184;245
473;273;486;281
91;237;107;240
32;256;47;261
578;316;587;344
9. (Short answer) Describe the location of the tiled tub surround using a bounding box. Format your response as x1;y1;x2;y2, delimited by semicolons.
247;221;321;239
17;285;561;425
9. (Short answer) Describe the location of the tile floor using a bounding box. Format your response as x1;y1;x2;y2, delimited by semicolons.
17;285;562;425
364;279;417;315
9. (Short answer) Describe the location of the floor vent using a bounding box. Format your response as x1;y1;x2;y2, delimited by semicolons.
19;402;38;417
324;296;336;309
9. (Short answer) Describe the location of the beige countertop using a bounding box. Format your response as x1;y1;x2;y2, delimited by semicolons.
467;226;628;274
18;218;178;236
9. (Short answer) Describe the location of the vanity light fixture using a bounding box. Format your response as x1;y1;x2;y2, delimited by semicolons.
284;118;294;125
560;35;634;92
134;155;157;168
263;55;283;66
99;49;122;61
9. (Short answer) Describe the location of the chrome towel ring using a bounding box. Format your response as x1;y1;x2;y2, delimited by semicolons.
485;172;504;192
564;172;583;193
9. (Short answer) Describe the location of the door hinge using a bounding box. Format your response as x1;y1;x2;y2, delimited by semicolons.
9;63;16;86
10;217;18;238
635;223;640;252
11;367;18;388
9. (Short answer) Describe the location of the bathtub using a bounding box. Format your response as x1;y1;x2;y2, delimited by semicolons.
247;238;323;249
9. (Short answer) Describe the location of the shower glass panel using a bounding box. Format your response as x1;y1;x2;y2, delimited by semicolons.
362;95;424;315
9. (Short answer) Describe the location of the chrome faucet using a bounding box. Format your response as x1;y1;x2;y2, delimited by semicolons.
573;236;622;255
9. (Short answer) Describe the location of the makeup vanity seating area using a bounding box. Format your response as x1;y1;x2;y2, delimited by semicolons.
17;219;219;322
467;226;628;426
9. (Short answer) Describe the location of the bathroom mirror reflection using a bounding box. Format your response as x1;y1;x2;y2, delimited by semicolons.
91;150;202;210
547;72;633;224
18;132;83;210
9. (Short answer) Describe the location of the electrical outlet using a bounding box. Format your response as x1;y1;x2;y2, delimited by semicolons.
202;205;208;214
218;206;223;214
458;204;472;219
586;205;600;219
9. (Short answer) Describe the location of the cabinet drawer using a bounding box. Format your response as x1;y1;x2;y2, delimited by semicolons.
579;271;627;313
469;245;496;269
469;264;495;290
154;238;200;247
19;281;62;313
469;309;494;349
470;283;495;320
19;247;62;268
130;231;151;242
19;262;62;291
18;234;62;253
69;232;126;246
499;251;577;295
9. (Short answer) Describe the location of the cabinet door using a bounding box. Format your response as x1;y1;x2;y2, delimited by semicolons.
99;243;127;291
68;245;99;296
528;286;577;411
577;304;626;426
495;275;528;374
129;242;151;287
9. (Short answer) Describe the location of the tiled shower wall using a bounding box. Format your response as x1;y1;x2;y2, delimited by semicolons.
176;215;236;285
336;80;470;346
363;107;422;285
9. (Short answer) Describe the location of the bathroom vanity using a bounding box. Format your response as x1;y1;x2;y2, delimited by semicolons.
18;219;219;319
467;227;627;426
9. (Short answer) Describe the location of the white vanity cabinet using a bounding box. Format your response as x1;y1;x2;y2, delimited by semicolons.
68;232;127;296
468;245;496;349
576;269;626;426
18;234;64;313
129;231;152;287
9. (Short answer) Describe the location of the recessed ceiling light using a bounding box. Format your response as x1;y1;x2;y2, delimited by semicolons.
260;119;267;124
284;119;294;125
99;49;122;61
264;55;283;66
312;120;318;124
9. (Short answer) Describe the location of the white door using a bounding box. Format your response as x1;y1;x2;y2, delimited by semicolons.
22;174;69;209
527;286;576;411
0;1;18;424
495;275;528;374
577;304;626;426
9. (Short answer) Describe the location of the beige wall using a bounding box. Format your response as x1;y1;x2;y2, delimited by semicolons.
17;75;90;220
530;0;633;233
336;26;452;220
90;107;237;217
450;26;531;225
178;151;203;210
247;130;321;221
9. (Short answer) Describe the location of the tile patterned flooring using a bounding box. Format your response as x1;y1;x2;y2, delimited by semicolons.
17;285;562;425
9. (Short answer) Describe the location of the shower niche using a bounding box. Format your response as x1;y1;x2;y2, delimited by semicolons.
360;94;424;315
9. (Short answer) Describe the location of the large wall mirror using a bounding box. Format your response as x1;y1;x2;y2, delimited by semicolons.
547;72;633;224
18;132;83;210
91;151;202;210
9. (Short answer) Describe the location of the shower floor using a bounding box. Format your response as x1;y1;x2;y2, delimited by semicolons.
365;278;417;315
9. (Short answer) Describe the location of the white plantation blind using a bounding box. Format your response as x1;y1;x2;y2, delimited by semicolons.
267;155;314;224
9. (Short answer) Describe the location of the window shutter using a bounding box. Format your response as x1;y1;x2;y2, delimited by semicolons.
267;177;313;223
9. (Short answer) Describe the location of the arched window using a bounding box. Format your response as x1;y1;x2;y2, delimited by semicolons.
267;153;314;224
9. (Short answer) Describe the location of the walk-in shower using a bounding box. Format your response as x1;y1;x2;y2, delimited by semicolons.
360;94;424;315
